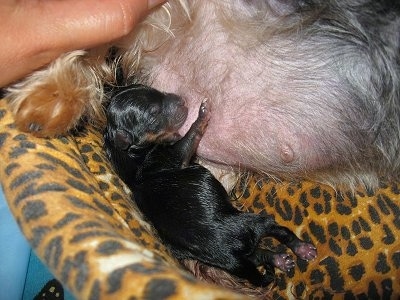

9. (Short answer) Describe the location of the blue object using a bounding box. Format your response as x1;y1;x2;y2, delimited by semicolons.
0;185;30;300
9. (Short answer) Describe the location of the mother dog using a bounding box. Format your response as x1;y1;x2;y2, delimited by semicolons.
7;0;400;189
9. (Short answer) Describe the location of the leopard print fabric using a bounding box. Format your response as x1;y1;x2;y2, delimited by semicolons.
0;99;399;299
232;177;400;299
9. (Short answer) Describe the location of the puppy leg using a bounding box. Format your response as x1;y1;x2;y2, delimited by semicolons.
249;248;295;272
6;50;105;137
173;99;211;167
264;223;317;261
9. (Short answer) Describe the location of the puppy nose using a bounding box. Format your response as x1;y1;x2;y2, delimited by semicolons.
165;93;186;106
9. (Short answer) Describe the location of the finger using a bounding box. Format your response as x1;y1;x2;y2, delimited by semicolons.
33;0;167;51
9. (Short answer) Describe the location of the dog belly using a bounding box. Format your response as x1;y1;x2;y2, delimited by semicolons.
133;0;399;185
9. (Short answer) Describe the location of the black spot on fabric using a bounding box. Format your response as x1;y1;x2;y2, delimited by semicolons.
88;280;101;300
359;236;373;250
348;264;365;281
35;163;56;171
368;205;381;224
30;226;51;248
296;256;309;273
328;222;339;237
294;282;306;298
44;141;57;150
341;226;351;240
144;279;177;300
381;279;393;299
92;153;103;163
5;162;19;176
294;206;303;226
275;199;293;221
329;238;342;256
351;221;361;235
310;269;325;284
310;187;321;198
60;251;88;292
0;132;9;148
346;240;358;256
323;190;332;214
354;293;368;300
392;252;400;268
130;263;165;275
299;192;310;208
382;224;395;245
313;203;324;215
66;178;93;194
9;146;28;158
391;184;400;195
23;200;47;222
347;192;358;208
319;256;344;292
70;231;118;244
44;236;63;269
37;152;85;179
343;291;357;300
107;264;165;294
19;140;36;149
14;134;28;141
265;187;277;207
98;181;109;191
54;213;81;229
336;192;345;203
58;137;71;145
80;144;94;153
274;273;287;291
253;195;265;210
132;227;143;238
309;221;326;244
93;198;114;216
10;170;44;190
367;281;380;299
14;182;68;206
375;253;391;274
96;241;123;255
358;217;371;232
65;195;95;210
383;195;400;215
111;192;123;201
75;221;102;230
336;203;352;215
377;197;390;215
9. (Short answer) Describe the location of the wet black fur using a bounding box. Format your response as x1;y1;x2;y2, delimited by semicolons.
104;84;317;287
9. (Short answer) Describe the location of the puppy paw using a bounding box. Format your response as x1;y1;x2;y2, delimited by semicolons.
293;242;317;261
198;98;211;120
272;253;295;272
11;84;86;137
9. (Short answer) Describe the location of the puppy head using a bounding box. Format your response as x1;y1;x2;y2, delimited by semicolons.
105;84;188;152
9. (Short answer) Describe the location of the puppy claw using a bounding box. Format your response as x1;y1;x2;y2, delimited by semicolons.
198;98;211;121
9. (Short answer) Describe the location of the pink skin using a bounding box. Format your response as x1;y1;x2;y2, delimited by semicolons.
139;1;348;180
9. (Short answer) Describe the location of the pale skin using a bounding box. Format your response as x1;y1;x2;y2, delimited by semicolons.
0;0;166;88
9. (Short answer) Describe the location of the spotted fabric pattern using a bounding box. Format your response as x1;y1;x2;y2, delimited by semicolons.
0;99;398;299
232;176;400;299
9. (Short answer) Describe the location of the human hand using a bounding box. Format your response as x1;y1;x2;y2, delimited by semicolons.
0;0;166;87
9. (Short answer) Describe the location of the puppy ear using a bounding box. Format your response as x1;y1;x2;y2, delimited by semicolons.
115;129;133;150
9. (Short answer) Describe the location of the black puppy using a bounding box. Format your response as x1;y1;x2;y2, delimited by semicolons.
104;84;317;287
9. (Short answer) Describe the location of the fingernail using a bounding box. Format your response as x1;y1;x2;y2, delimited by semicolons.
148;0;166;9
